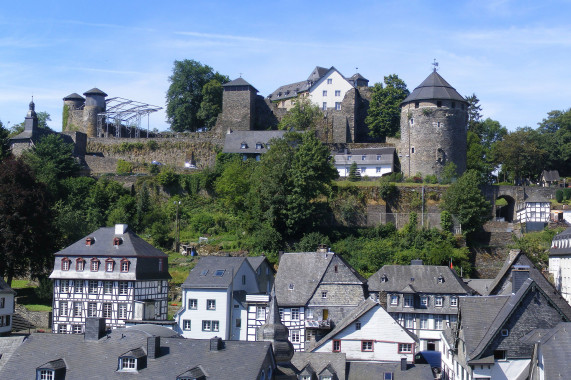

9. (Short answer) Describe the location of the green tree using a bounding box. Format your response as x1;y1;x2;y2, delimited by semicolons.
442;170;491;235
9;111;54;137
440;210;453;232
348;162;361;182
440;162;458;184
278;98;321;131
537;109;571;176
165;59;229;132
366;74;409;139
215;156;254;213
465;93;483;131
0;121;10;161
0;158;53;285
196;79;224;130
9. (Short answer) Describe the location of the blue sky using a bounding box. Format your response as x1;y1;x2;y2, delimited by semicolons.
2;0;571;132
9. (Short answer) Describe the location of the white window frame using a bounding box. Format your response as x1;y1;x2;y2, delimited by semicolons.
74;280;83;294
404;314;414;328
434;314;443;330
207;299;216;310
103;303;112;318
189;299;198;310
404;294;414;307
87;302;97;317
118;303;128;319
390;295;399;305
60;301;69;316
257;306;266;319
73;302;82;317
291;308;300;320
450;296;458;307
39;369;54;380
335;102;341;110
120;357;137;371
104;281;113;294
435;296;443;307
88;280;98;294
60;280;69;293
420;296;428;306
119;281;129;295
420;314;428;329
183;320;191;330
290;329;300;343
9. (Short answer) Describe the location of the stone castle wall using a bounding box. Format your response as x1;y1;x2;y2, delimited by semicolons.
400;99;467;178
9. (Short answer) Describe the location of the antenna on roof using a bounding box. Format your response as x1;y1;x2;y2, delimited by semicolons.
239;72;243;77
432;59;439;72
355;67;358;71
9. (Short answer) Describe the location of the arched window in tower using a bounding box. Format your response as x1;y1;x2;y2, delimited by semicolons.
411;147;415;154
410;118;414;126
436;148;446;164
437;101;442;108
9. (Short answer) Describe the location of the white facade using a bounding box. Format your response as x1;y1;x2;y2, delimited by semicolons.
0;286;15;335
516;201;550;223
313;303;416;362
309;70;353;111
549;229;571;305
335;161;393;178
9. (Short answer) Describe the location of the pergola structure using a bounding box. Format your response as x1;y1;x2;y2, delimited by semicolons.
97;97;162;138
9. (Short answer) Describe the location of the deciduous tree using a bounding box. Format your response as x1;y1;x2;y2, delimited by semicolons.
366;74;409;139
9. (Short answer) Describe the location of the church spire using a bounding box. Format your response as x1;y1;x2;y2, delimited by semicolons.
256;285;294;363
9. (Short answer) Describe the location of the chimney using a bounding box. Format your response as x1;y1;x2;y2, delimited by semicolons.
210;336;223;351
147;336;160;359
512;265;530;293
401;357;407;371
278;250;285;263
411;259;423;265
115;224;128;235
317;244;328;254
84;317;106;341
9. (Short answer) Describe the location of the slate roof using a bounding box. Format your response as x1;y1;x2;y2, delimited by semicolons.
485;250;571;319
463;278;494;296
311;298;419;351
349;73;367;81
522;322;571;379
0;326;273;380
222;130;286;154
247;256;273;272
83;88;108;97
63;93;85;101
550;227;571;256
222;77;258;92
334;147;395;167
268;80;312;101
290;352;346;380
0;278;16;295
307;66;330;82
368;264;472;294
0;336;25;371
542;170;560;182
181;256;250;289
402;71;466;104
54;226;167;259
346;361;434;380
524;193;550;203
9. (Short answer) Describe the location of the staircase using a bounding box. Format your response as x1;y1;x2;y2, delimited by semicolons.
11;312;35;332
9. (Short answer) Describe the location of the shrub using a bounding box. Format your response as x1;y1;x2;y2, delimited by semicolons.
380;172;403;183
116;159;133;175
146;140;159;151
440;162;458;184
564;188;571;201
556;190;564;203
424;174;438;184
156;168;179;187
379;181;398;200
34;277;53;303
441;210;453;232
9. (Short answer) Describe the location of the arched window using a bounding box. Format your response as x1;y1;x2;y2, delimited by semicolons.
105;258;115;272
61;258;71;271
76;258;85;271
90;258;100;272
120;258;130;273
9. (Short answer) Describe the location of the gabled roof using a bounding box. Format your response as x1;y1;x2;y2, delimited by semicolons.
311;298;418;351
522;322;571;378
334;147;396;167
402;71;466;104
486;250;571;319
181;256;251;289
347;361;434;380
247;256;273;273
222;77;258;92
268;80;311;101
291;352;346;380
222;130;286;154
550;227;571;256
542;170;560;182
349;73;367;81
53;226;167;259
463;278;494;296
368;264;472;294
0;278;16;295
38;358;66;370
307;66;329;82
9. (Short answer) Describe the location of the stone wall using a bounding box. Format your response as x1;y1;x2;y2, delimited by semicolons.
15;304;51;329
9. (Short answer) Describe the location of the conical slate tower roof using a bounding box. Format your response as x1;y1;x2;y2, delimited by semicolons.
256;286;294;363
402;70;466;104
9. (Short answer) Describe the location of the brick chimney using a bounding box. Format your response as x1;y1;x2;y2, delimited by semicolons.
147;336;160;359
84;317;106;341
512;265;530;293
209;336;223;351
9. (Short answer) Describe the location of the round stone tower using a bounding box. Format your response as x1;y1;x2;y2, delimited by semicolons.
62;93;85;132
83;88;107;137
399;70;467;178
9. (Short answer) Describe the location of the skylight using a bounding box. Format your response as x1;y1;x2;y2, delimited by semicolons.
214;270;225;277
201;270;209;276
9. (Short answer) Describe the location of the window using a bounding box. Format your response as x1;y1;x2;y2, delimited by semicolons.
158;259;164;272
73;324;83;334
256;142;263;150
73;302;82;317
405;314;414;328
211;320;219;332
327;78;332;84
322;90;327;96
501;328;509;337
235;318;241;328
420;296;428;307
120;357;137;371
390;295;399;305
87;302;97;317
207;299;216;310
39;369;54;380
450;297;458;307
376;167;382;173
120;259;129;272
58;324;67;334
384;373;394;380
290;330;300;343
438;275;444;283
437;100;442;107
332;339;341;352
410;118;414;125
420;314;428;329
74;280;83;293
381;274;388;282
334;265;338;273
279;308;284;320
60;301;69;316
434;315;443;330
355;321;361;330
335;90;341;96
361;340;373;351
104;281;113;294
240;142;247;149
88;280;98;294
404;295;414;307
257;306;266;319
335;102;341;110
415;101;419;108
61;258;70;271
189;299;197;310
118;281;129;295
118;304;128;319
322;102;327;110
399;343;412;353
106;259;114;272
435;297;443;307
291;308;299;320
103;303;112;318
76;258;85;271
214;269;225;277
90;259;100;272
449;315;457;325
411;147;415;154
60;280;69;293
347;155;352;161
321;291;327;299
451;101;456;109
0;298;4;308
494;350;507;360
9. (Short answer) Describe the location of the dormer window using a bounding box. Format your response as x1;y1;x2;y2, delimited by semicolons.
240;142;248;149
85;237;94;246
438;275;444;283
76;258;85;271
37;369;55;380
90;258;100;272
289;283;294;290
120;259;130;273
113;237;122;246
118;348;146;372
36;359;66;380
105;259;115;272
381;274;388;283
61;258;70;271
256;142;263;150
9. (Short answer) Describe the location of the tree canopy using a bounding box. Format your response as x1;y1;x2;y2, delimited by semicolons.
278;98;321;131
366;74;409;139
166;60;229;132
0;121;10;161
536;109;571;176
